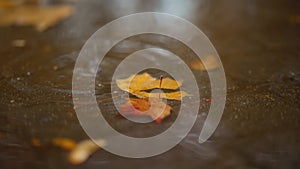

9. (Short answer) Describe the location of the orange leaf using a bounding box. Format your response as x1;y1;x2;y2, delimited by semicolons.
119;98;172;123
31;137;42;147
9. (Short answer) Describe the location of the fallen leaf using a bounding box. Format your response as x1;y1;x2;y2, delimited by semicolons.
52;137;76;151
117;73;181;91
0;5;73;31
135;91;190;101
0;0;20;9
12;39;26;47
119;97;172;123
0;0;45;11
31;137;42;147
116;73;190;100
190;55;219;71
289;15;300;24
68;139;106;165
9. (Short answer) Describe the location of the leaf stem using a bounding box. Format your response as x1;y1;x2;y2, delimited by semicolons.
159;75;163;99
159;75;163;88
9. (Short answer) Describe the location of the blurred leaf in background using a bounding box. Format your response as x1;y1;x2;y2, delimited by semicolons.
0;0;74;31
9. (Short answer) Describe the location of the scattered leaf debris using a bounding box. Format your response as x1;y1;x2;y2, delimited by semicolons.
31;137;106;165
68;139;107;165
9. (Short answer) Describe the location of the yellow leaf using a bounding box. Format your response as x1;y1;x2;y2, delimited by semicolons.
52;137;76;151
117;73;182;91
0;5;73;31
135;91;191;101
116;73;190;100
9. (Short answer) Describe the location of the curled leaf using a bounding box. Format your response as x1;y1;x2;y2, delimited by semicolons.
119;98;172;123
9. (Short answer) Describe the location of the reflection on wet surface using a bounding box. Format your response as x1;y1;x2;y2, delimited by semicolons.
0;0;300;168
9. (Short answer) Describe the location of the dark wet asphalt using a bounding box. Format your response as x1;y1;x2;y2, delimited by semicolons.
0;0;300;169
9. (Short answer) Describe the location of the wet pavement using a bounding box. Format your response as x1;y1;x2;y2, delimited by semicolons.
0;0;300;169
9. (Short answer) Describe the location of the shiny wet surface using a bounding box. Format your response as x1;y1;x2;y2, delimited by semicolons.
0;0;300;169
